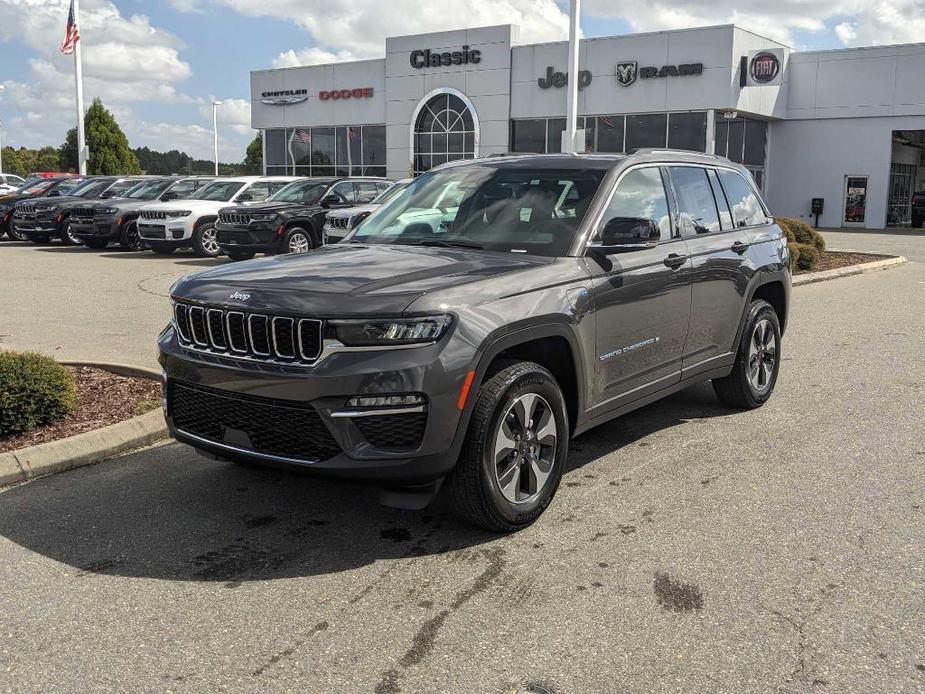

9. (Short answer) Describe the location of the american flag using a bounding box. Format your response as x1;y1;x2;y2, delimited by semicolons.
347;126;357;141
599;115;616;129
291;128;311;145
60;0;80;55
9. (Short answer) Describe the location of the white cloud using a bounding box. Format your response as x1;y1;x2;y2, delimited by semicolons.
198;97;254;136
273;47;362;69
213;0;571;62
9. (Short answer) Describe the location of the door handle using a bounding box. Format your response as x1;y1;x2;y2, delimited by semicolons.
663;253;688;269
731;241;748;255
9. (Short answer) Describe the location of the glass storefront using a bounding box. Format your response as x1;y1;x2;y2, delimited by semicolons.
511;112;707;154
264;125;387;177
714;116;767;189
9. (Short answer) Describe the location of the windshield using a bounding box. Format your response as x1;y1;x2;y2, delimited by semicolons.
187;180;245;202
350;165;606;256
72;179;113;198
55;178;84;195
22;180;56;195
268;180;329;204
124;180;173;199
372;181;409;205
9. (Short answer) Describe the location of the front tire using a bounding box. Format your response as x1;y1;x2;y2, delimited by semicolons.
443;360;569;532
6;224;27;242
192;223;221;257
713;299;781;409
118;220;145;251
280;227;313;255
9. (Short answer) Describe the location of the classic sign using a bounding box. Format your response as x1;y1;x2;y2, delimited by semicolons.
410;46;481;69
537;66;592;90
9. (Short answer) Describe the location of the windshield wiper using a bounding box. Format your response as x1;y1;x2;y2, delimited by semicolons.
413;239;484;250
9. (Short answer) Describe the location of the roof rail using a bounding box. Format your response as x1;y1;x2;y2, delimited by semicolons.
627;148;731;161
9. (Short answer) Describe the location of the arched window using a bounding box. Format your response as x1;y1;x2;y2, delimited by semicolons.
411;90;478;175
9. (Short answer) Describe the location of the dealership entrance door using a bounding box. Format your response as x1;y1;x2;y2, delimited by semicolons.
887;130;925;227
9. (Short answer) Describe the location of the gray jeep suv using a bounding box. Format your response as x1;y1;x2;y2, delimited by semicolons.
159;151;790;532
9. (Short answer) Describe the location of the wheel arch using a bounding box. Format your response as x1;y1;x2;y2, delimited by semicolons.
282;218;321;246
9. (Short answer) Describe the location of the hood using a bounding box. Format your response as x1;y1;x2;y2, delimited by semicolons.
94;198;158;213
15;195;84;210
326;203;377;220
141;199;234;214
170;244;545;316
219;201;321;216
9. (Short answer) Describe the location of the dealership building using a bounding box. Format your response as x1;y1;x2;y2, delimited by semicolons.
250;24;925;229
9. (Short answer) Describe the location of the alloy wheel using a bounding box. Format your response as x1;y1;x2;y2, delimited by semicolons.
747;318;776;393
288;232;309;254
124;223;142;251
65;223;81;245
200;227;220;255
493;392;558;504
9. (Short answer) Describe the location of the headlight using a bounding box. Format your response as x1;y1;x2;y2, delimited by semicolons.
166;210;192;218
99;207;119;215
249;213;278;223
329;315;452;346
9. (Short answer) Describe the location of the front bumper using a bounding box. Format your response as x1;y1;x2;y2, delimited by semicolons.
216;223;280;253
138;219;191;242
158;326;472;484
70;215;119;240
13;215;60;238
322;221;351;244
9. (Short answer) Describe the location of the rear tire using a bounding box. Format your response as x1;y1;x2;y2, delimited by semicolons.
147;242;176;255
118;220;145;251
443;360;568;532
60;221;81;246
712;299;781;409
192;223;221;257
227;250;256;262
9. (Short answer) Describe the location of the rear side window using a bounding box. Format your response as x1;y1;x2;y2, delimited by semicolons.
707;169;734;230
717;169;768;227
330;181;356;203
354;182;379;203
599;167;672;240
669;166;721;235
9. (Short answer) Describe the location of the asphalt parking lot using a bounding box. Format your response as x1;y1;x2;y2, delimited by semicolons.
0;234;923;692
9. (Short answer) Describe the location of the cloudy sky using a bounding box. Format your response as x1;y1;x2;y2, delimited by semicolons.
0;0;921;162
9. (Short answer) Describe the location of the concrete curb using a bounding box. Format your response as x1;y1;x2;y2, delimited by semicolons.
0;362;168;487
793;254;907;286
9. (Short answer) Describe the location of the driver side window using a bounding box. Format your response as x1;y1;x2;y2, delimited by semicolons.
330;181;356;203
599;167;672;240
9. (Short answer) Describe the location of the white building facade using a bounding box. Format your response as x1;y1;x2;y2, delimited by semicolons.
251;24;925;229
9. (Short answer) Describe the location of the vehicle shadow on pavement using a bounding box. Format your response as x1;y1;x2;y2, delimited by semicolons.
0;383;731;584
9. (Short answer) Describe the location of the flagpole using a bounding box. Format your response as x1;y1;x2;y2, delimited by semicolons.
72;0;87;174
563;0;580;153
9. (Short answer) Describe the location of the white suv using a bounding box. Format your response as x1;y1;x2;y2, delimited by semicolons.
137;176;299;256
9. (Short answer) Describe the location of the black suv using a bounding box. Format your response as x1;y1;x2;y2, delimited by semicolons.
161;152;790;531
215;177;392;260
69;176;215;250
911;191;925;228
1;176;83;241
12;176;148;245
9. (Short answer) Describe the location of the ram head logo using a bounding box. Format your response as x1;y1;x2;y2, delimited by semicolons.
616;61;638;87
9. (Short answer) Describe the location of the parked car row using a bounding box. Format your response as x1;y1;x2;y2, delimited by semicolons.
0;173;405;257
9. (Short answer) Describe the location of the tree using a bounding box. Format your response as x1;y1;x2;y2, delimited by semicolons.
243;132;263;174
59;98;141;175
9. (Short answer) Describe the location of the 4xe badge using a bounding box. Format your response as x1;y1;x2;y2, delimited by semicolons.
229;291;251;302
616;62;637;87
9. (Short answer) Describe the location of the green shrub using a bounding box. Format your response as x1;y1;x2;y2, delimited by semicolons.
793;243;819;272
776;216;825;252
0;351;77;438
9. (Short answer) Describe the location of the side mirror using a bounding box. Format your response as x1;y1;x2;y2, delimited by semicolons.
236;192;254;202
161;191;179;201
100;189;117;199
48;189;61;197
321;194;341;208
587;216;660;255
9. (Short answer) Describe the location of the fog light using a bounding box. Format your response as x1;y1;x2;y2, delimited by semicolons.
346;394;425;408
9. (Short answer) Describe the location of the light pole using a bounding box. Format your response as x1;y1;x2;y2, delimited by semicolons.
0;84;5;175
212;100;222;176
563;0;581;153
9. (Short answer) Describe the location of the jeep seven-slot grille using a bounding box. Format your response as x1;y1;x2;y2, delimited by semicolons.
174;301;323;364
327;217;350;230
219;212;250;225
167;380;341;462
141;211;169;220
17;204;37;216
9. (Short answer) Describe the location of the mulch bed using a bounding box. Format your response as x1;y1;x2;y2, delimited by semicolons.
797;250;889;274
0;366;162;453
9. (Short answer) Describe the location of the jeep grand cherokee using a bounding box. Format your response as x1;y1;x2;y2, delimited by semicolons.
160;151;790;532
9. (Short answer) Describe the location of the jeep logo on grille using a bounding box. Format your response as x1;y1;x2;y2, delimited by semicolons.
230;291;251;302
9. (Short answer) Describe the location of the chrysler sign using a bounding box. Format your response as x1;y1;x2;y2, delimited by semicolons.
261;89;308;105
